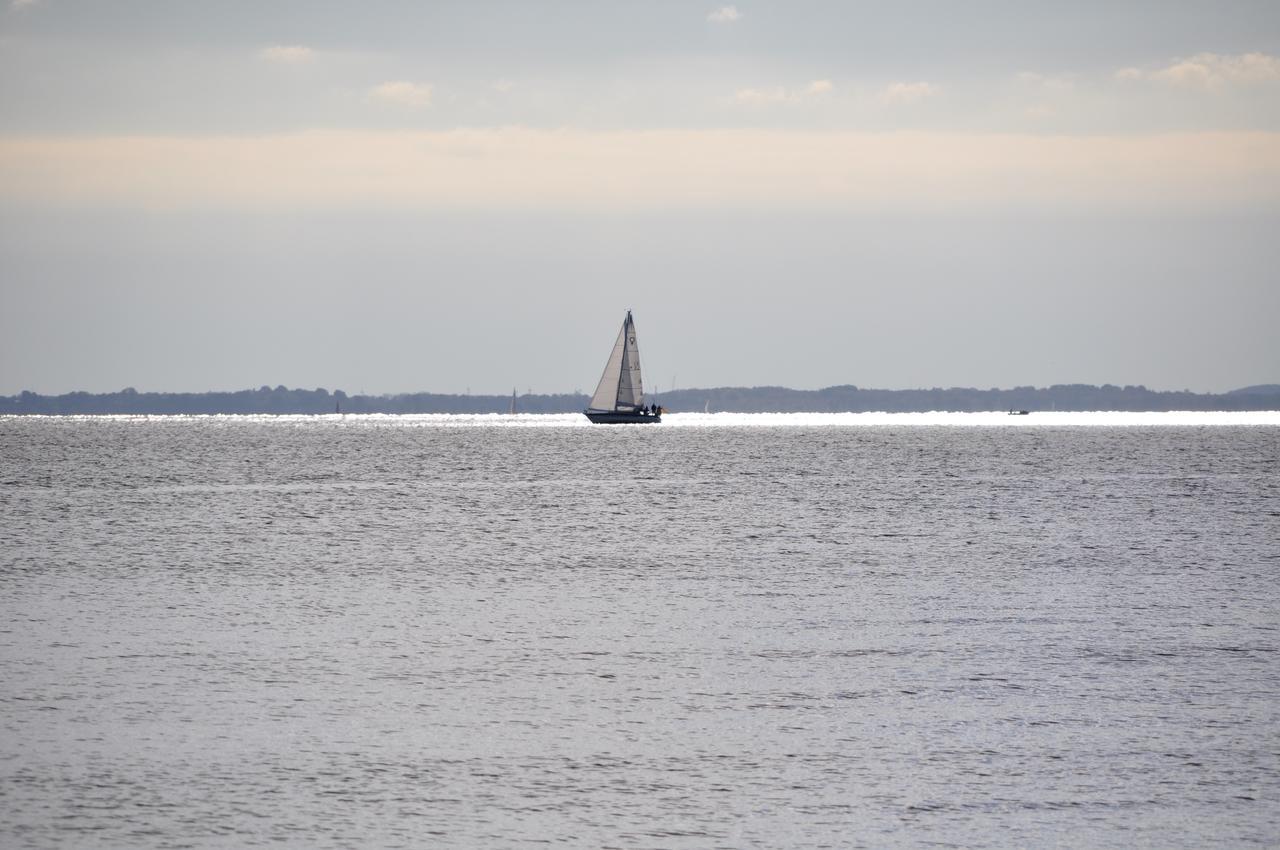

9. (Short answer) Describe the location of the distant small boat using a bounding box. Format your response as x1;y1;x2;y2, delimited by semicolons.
1008;409;1030;416
585;311;662;424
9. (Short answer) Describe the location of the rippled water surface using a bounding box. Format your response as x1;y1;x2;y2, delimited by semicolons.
2;415;1278;848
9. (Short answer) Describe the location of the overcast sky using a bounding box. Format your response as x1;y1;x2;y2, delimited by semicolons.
2;0;1278;395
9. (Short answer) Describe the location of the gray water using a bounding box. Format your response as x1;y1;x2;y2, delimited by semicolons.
2;416;1278;848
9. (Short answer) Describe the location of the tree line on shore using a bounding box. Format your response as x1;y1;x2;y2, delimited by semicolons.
2;383;1278;415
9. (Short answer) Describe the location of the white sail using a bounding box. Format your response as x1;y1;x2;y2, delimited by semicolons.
588;319;627;411
588;311;646;412
617;316;644;409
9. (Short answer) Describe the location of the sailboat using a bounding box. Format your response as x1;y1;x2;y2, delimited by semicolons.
584;310;662;424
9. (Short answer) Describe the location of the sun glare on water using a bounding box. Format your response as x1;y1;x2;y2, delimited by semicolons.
37;411;1280;427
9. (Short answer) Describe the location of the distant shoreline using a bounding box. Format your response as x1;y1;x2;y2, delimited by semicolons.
3;384;1278;415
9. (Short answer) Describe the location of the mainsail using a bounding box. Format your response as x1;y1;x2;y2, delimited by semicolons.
588;311;645;411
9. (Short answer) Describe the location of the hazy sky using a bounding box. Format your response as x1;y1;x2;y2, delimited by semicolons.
2;1;1278;395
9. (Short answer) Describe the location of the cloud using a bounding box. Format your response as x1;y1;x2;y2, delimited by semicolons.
878;81;938;105
4;130;1277;213
369;81;433;108
260;45;315;64
707;6;740;24
1016;71;1075;92
10;0;39;8
733;80;833;105
1118;52;1280;89
733;86;788;105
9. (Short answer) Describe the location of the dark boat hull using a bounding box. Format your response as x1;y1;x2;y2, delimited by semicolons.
584;410;662;424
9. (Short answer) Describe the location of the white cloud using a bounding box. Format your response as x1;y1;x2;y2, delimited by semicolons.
10;0;40;9
878;81;938;105
261;45;315;64
369;81;433;108
733;80;832;105
1016;71;1075;92
733;86;788;105
1119;52;1280;89
707;6;740;24
5;130;1277;213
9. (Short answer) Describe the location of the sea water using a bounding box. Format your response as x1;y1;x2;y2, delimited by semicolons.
1;414;1278;848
